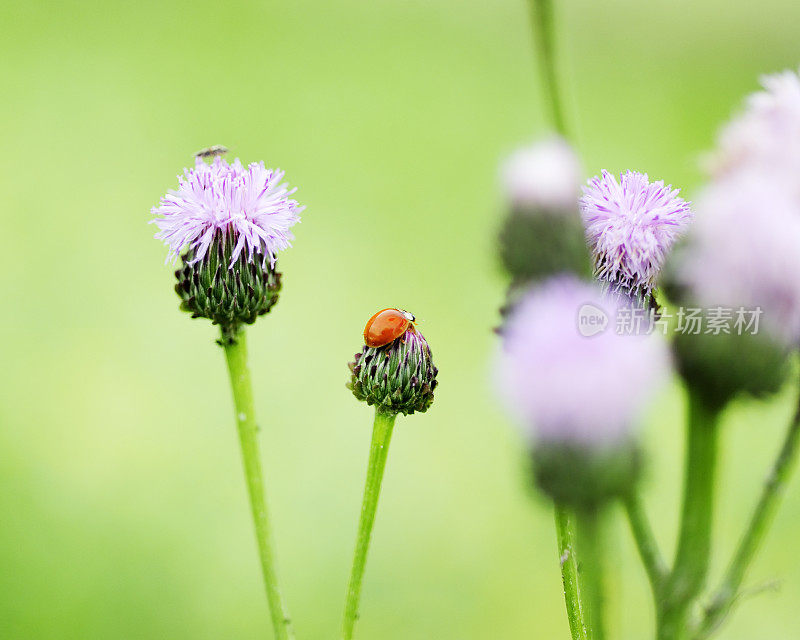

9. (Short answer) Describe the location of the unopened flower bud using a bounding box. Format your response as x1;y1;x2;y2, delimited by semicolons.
498;210;591;287
175;231;282;338
673;326;788;410
348;321;438;416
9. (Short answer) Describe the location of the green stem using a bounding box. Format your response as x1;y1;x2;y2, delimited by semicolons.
342;409;397;640
525;2;585;626
527;0;568;136
555;505;588;640
659;391;720;640
222;328;294;640
576;507;606;640
696;384;800;639
624;491;668;599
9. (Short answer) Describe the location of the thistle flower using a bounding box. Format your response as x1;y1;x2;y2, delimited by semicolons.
153;156;302;267
580;170;692;304
670;173;796;407
151;154;298;637
348;325;438;416
496;276;670;504
501;136;582;212
498;138;590;287
498;276;669;445
708;67;800;199
152;155;302;339
681;173;800;346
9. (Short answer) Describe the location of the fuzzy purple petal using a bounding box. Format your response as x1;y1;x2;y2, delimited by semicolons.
152;156;303;266
580;170;692;295
496;276;671;446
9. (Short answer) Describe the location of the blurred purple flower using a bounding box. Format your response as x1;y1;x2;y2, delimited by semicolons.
152;156;303;267
580;170;692;300
496;276;670;446
680;172;800;345
501;136;582;212
708;67;800;200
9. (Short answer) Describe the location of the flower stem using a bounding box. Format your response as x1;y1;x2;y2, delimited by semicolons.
524;2;587;633
342;409;397;640
222;327;294;640
696;383;800;639
576;507;606;640
526;0;568;136
624;491;668;600
554;505;588;640
659;391;720;640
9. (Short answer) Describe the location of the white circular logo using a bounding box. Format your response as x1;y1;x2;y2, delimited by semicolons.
577;303;609;337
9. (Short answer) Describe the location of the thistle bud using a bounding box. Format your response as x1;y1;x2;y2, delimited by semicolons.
498;138;591;286
498;211;591;287
348;327;438;416
174;231;282;339
533;441;641;508
673;327;788;410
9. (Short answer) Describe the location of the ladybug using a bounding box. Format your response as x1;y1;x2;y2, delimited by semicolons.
363;308;416;347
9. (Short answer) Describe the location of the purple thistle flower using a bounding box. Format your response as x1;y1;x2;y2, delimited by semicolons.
708;67;800;200
496;276;670;446
501;136;582;212
580;170;692;301
680;172;800;346
152;156;303;268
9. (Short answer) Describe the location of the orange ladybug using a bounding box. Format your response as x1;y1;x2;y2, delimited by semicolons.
363;308;416;347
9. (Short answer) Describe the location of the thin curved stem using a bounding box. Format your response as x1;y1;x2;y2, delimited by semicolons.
658;391;720;640
526;0;568;136
696;384;800;639
222;328;294;640
342;410;397;640
624;492;668;598
555;505;588;640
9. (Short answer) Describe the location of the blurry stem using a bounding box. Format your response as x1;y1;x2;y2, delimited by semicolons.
658;391;720;640
576;507;607;640
527;0;568;136
530;0;584;621
342;409;397;640
222;327;294;640
555;505;588;640
696;382;800;639
624;492;668;599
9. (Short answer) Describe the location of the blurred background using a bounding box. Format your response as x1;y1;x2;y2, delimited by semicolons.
1;0;799;637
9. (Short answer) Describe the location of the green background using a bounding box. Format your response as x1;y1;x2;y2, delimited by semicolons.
1;0;799;637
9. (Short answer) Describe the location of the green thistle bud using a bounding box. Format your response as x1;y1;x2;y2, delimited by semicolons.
673;326;789;410
347;329;438;416
533;441;641;509
174;232;282;342
499;210;592;287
